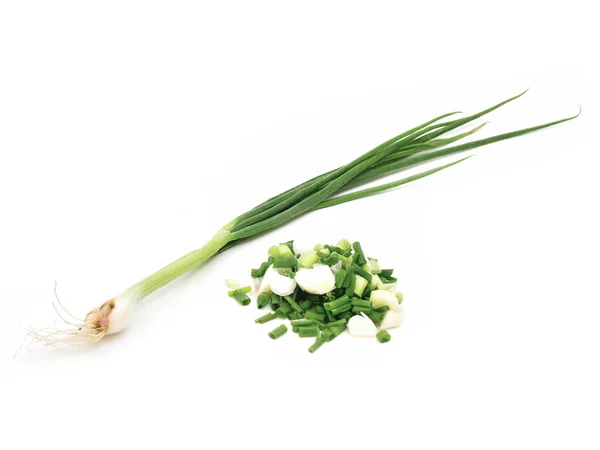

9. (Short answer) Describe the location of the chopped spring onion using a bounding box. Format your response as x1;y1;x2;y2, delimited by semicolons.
268;325;288;340
305;310;326;323
379;269;394;278
324;295;350;310
334;269;347;289
370;289;402;312
369;259;382;274
347;313;378;337
257;293;271;309
351;298;372;308
376;330;392;343
28;91;579;348
270;293;281;310
298;325;320;338
362;261;373;274
294;264;336;294
251;237;406;350
331;303;352;315
299;252;320;269
276;303;293;318
231;289;251;306
336;238;351;252
259;267;297;296
255;312;278;324
352;264;372;283
342;266;354;288
308;336;327;353
283;296;304;314
290;319;315;327
352;242;367;266
352;305;372;314
353;275;369;298
225;279;240;289
396;292;404;304
279;244;294;258
299;299;313;311
365;310;384;327
325;319;348;328
227;285;252;297
379;307;404;330
272;257;298;269
327;324;347;341
251;261;271;279
369;274;383;290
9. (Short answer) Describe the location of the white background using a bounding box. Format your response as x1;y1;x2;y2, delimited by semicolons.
1;1;598;449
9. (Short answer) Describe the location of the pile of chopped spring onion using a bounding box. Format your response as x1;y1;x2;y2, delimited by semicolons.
227;239;404;352
25;90;579;348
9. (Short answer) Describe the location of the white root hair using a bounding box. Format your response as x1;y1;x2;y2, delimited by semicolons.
18;283;108;353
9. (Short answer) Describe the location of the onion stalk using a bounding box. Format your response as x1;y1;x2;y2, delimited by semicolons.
27;90;579;347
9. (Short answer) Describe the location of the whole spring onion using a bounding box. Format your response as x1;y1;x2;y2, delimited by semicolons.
27;90;579;347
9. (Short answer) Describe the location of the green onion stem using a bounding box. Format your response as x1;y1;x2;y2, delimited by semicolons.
268;325;288;340
284;296;304;314
230;111;461;230
116;92;577;311
351;108;581;188
308;337;327;353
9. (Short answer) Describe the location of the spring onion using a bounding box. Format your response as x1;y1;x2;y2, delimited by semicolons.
231;290;251;306
283;296;304;314
347;313;378;337
376;330;392;343
352;305;372;314
28;91;578;347
353;275;369;298
268;325;288;340
255;312;278;324
298;325;320;338
351;298;372;308
276;303;293;318
379;307;404;330
396;292;403;304
327;325;347;341
225;279;240;289
294;264;336;294
270;293;281;310
308;336;327;353
370;290;402;312
257;293;271;309
334;269;347;289
258;267;297;296
299;252;320;269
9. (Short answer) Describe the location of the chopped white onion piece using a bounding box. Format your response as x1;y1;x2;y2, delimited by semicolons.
270;270;297;296
379;306;404;330
294;264;335;295
257;267;297;296
225;279;240;289
347;313;378;337
370;289;402;312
